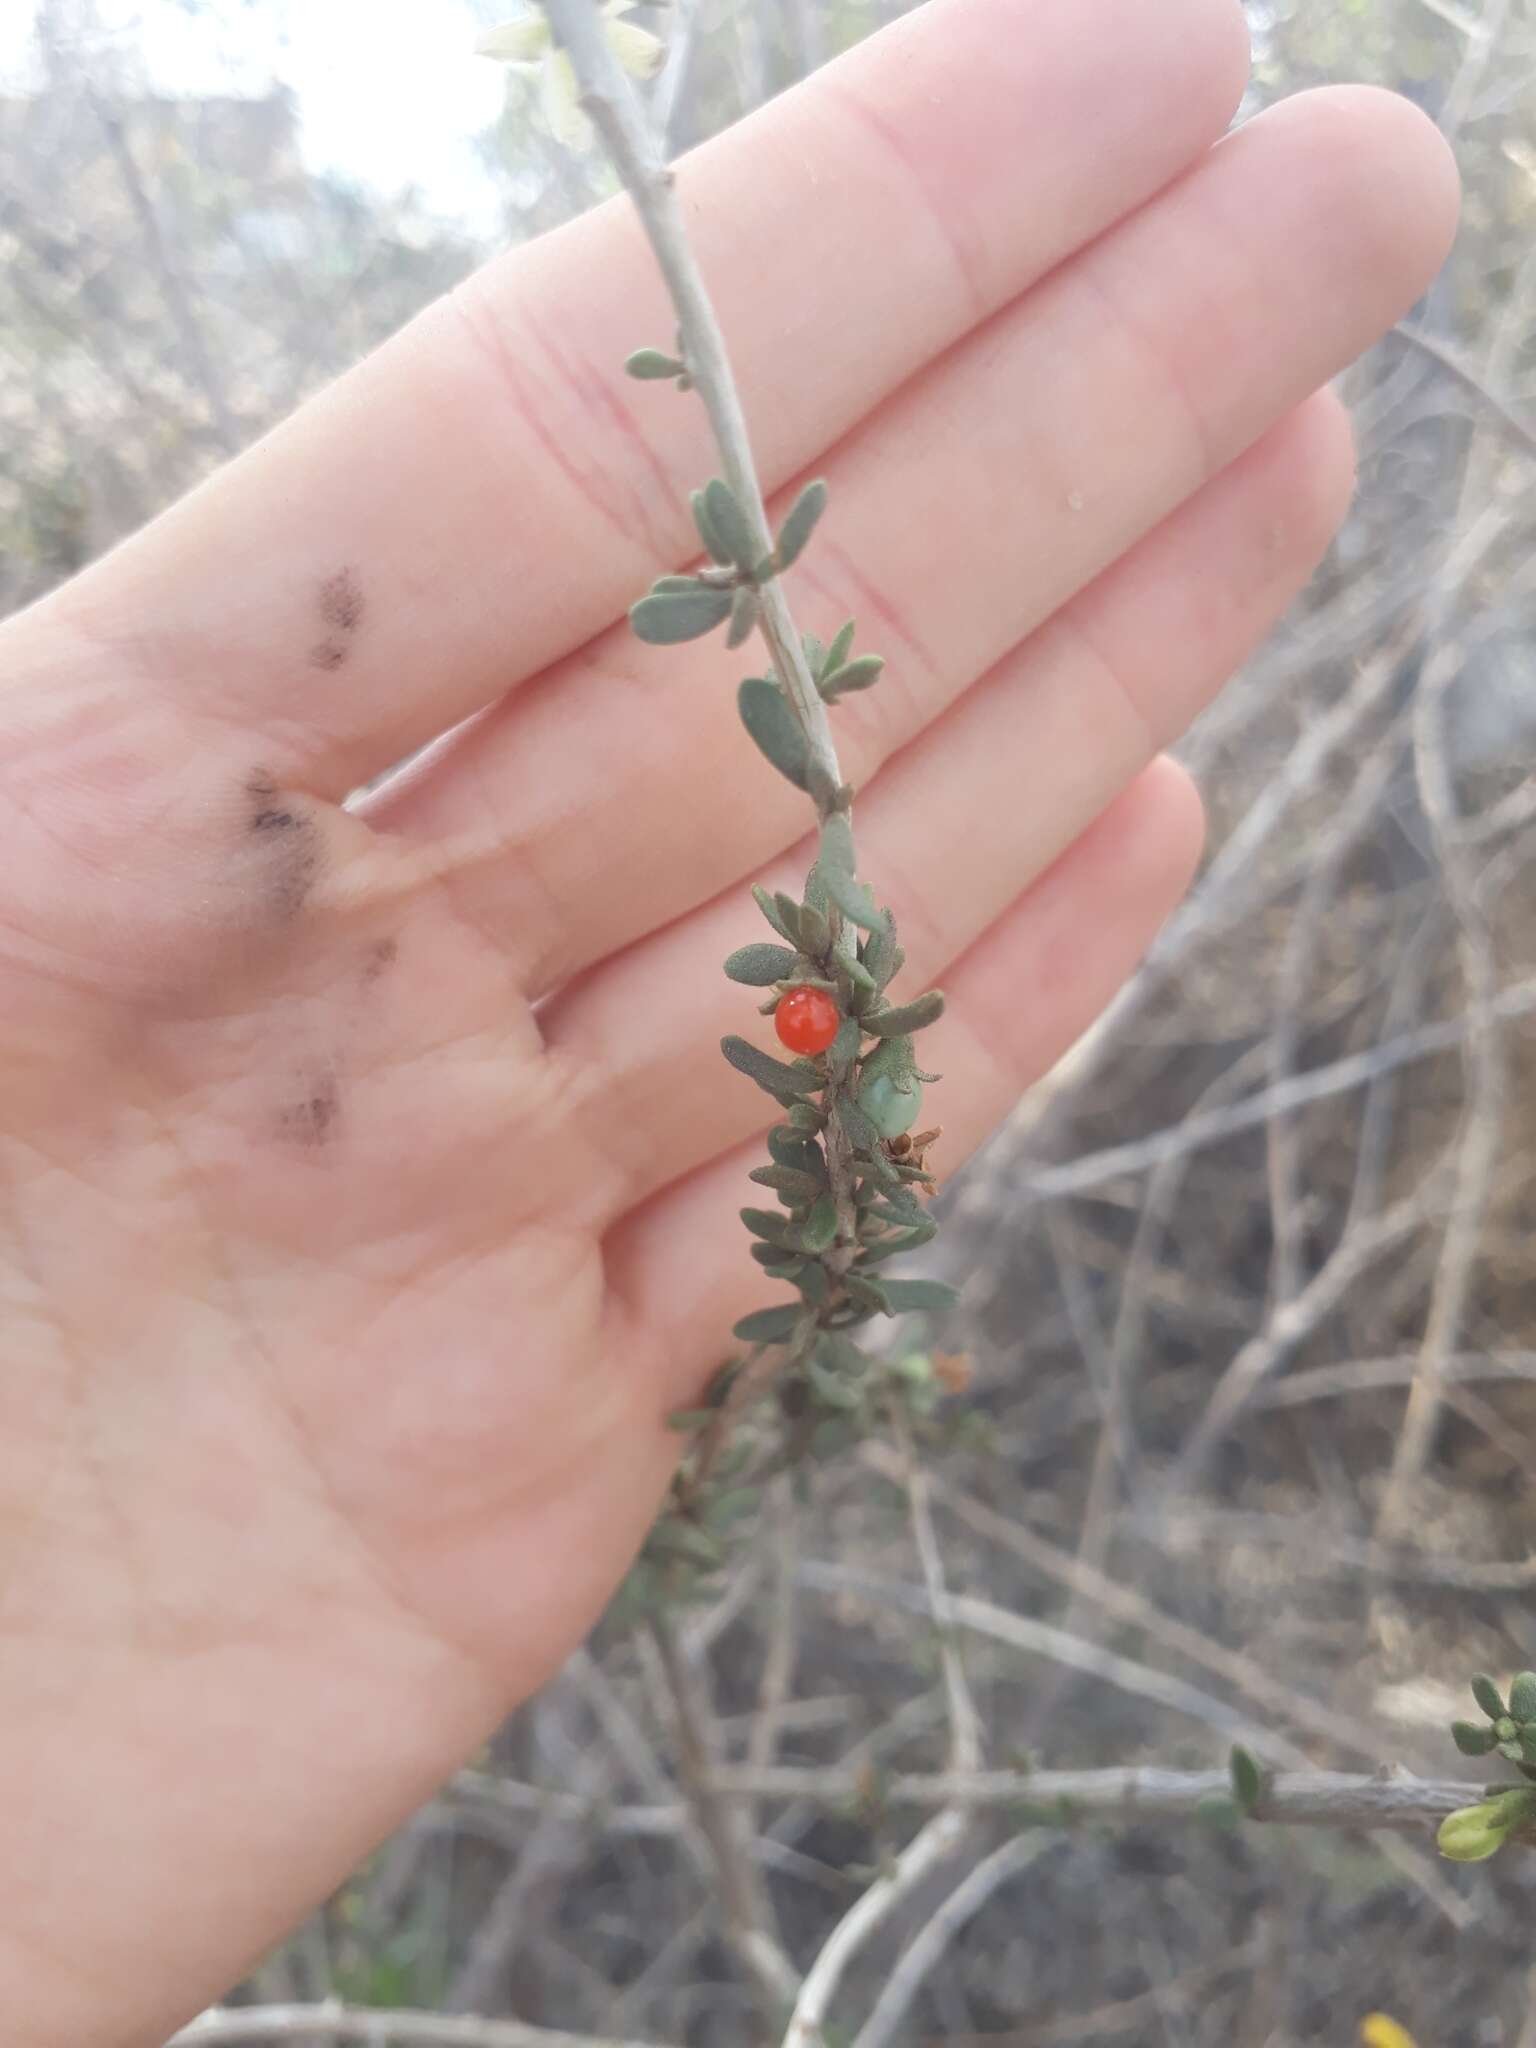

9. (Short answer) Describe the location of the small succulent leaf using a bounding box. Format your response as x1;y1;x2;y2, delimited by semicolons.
605;15;665;77
829;1016;862;1066
1451;1720;1497;1756
1509;1673;1536;1723
691;486;733;565
845;1271;894;1315
726;585;760;649
741;1207;793;1242
807;1359;863;1410
787;1101;826;1133
752;885;794;940
820;654;886;699
720;1034;818;1103
476;19;552;61
652;574;705;592
825;867;884;930
878;1277;960;1314
732;1304;802;1344
1472;1674;1506;1720
771;892;808;947
866;991;945;1037
702;477;760;575
724;942;798;986
747;1163;825;1204
801;1193;839;1254
1437;1794;1532;1862
774;478;829;570
738;677;812;790
1229;1746;1263;1814
539;50;592;151
855;1221;938;1263
626;347;685;380
797;1260;830;1306
631;585;734;643
768;1128;824;1174
802;632;827;675
822;619;856;677
749;1241;786;1267
795;903;831;959
818;811;857;884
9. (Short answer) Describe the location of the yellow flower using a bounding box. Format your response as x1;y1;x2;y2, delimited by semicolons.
1360;2015;1419;2048
477;3;666;152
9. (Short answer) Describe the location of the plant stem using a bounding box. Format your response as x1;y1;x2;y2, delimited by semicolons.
541;0;864;1279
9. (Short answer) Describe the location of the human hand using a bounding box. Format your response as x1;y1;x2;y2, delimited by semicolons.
0;1;1457;2040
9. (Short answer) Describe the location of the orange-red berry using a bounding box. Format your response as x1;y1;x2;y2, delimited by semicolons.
774;985;841;1055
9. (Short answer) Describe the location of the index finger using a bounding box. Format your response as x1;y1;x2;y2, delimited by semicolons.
19;0;1249;796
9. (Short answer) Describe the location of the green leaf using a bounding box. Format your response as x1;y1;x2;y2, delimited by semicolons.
749;1241;786;1267
652;574;704;592
752;884;794;940
738;677;811;791
818;811;857;884
1451;1720;1497;1756
721;1034;819;1103
1472;1674;1506;1720
771;892;809;948
829;1016;862;1066
856;1221;938;1262
821;620;856;678
725;942;797;986
703;477;761;574
795;903;831;959
844;1272;894;1315
866;991;945;1037
775;478;828;570
802;632;827;676
879;1278;959;1314
839;1097;883;1155
748;1163;826;1204
1438;1792;1535;1862
741;1208;793;1243
691;487;733;566
732;1304;802;1344
768;1127;824;1174
869;1188;928;1227
820;654;885;700
726;585;760;648
626;347;685;379
1228;1745;1263;1815
797;1260;830;1306
825;868;884;931
1509;1673;1536;1723
787;1102;825;1133
802;1193;839;1254
807;1358;863;1410
631;585;734;643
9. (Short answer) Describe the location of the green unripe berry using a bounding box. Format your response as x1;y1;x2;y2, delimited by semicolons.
859;1073;923;1139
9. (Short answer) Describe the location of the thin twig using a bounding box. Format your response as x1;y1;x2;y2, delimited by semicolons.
449;1761;1489;1833
541;0;867;1285
851;1835;1050;2048
648;1612;799;2012
166;2006;666;2048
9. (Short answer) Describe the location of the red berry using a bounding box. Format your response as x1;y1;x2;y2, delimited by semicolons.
774;985;841;1056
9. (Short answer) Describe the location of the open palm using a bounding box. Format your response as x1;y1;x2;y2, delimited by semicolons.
0;2;1457;2042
